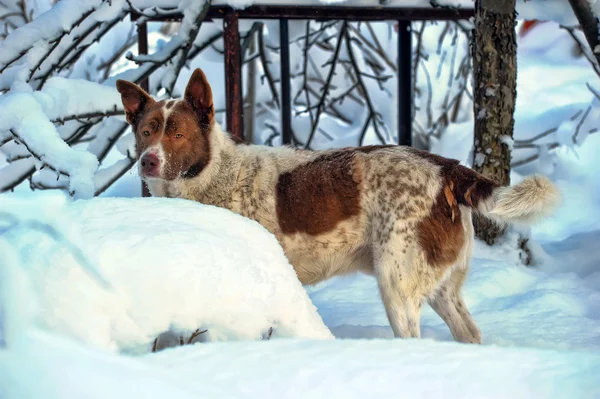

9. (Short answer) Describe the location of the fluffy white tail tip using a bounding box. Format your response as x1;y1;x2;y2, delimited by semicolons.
485;175;561;225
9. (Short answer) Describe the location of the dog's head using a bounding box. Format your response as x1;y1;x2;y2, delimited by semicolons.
116;68;214;181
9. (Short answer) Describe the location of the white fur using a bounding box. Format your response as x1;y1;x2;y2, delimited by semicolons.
162;100;178;121
478;175;561;226
139;143;166;178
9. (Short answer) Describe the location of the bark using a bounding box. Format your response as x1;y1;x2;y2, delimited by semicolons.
567;0;600;67
471;0;517;245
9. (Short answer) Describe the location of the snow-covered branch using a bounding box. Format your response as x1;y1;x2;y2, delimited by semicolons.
0;0;220;197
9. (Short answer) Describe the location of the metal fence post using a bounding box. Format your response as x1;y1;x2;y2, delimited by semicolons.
224;8;244;141
280;19;292;145
397;20;412;147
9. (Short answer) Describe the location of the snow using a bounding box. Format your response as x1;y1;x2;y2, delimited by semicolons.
3;2;600;398
0;76;128;198
306;231;600;350
0;192;332;353
0;90;99;198
0;0;102;67
2;329;600;399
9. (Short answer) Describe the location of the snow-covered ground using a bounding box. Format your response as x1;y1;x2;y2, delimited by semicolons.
2;330;599;399
0;193;332;353
2;7;600;399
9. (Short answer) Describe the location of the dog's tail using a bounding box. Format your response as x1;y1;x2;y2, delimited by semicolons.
456;166;561;226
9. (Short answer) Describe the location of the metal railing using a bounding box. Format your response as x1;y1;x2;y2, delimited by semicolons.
133;5;473;146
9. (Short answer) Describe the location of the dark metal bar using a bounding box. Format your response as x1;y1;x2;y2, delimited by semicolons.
137;22;149;91
131;5;474;22
397;20;412;147
223;9;244;141
279;19;292;145
136;20;151;197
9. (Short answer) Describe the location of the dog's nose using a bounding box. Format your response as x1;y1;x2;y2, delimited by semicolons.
140;152;160;177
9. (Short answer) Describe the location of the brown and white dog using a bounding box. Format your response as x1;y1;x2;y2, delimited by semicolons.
116;69;560;344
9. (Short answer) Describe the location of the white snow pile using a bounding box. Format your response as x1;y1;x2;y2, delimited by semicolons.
1;327;599;399
0;191;333;353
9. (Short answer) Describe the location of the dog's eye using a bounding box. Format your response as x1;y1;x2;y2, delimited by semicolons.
143;131;150;137
174;134;183;139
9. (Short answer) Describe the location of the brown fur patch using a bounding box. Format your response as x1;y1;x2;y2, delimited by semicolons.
135;101;211;180
407;149;497;267
417;183;465;268
407;148;498;208
276;150;362;235
116;79;155;127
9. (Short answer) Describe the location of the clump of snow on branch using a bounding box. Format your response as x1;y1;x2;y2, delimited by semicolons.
0;78;114;198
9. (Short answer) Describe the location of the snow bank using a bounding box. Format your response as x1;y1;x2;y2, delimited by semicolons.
1;327;599;399
149;338;600;399
0;329;206;399
0;192;332;353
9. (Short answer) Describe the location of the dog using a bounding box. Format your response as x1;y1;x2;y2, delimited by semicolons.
116;68;560;343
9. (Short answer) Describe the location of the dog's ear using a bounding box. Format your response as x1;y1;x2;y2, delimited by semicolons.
116;80;154;125
184;68;214;124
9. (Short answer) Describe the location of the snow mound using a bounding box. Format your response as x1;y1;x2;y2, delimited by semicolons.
2;327;599;399
0;193;333;353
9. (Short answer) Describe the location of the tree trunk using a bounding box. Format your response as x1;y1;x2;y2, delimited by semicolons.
471;0;517;245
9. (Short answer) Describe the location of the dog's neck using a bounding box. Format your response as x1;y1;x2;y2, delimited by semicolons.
145;123;242;207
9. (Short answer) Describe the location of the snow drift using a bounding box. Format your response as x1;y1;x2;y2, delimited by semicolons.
0;192;333;353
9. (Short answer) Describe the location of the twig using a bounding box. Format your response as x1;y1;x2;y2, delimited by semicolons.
258;24;280;108
304;21;346;149
94;156;135;197
358;114;373;146
572;104;592;144
567;0;600;68
97;26;137;80
163;1;212;96
187;328;208;344
124;0;179;21
52;108;124;125
264;327;274;340
55;12;128;76
27;7;98;84
347;23;396;71
511;143;561;167
344;26;387;144
9;129;69;178
301;21;315;129
420;60;434;128
562;26;600;77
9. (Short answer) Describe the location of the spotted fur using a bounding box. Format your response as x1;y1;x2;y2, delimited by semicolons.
116;69;561;344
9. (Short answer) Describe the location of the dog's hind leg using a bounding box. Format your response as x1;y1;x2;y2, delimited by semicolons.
374;238;438;339
376;259;423;339
428;267;481;344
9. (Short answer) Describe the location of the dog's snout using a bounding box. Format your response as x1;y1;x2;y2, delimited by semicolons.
140;152;160;177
